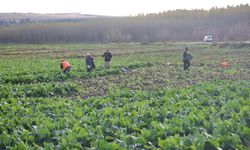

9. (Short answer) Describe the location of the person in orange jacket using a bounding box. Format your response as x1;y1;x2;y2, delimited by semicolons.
60;59;71;74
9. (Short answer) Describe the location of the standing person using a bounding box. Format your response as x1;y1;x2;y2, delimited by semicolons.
60;59;71;74
86;53;95;72
102;49;112;69
183;47;192;70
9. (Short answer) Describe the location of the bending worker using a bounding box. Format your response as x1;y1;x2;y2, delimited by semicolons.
60;59;71;74
86;53;95;72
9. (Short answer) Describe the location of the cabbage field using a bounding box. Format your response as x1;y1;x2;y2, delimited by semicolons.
0;42;249;149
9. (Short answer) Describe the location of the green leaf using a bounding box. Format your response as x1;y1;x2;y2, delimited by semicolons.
75;108;82;118
37;126;50;140
158;136;181;150
43;119;55;131
16;141;26;150
78;128;88;139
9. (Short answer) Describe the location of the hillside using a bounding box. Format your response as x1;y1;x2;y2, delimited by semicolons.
0;13;110;24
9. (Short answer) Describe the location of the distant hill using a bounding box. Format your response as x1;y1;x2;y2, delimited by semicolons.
0;13;112;24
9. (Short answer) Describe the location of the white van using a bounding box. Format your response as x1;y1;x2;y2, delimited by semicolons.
203;35;213;42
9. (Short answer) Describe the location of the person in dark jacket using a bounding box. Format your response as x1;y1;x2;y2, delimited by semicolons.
86;53;95;72
102;49;112;69
183;47;192;70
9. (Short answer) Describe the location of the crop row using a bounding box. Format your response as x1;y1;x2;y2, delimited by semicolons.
0;80;249;149
0;62;154;84
0;82;78;98
1;46;249;85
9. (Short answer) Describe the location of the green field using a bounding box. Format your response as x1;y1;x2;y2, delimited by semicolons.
0;42;249;149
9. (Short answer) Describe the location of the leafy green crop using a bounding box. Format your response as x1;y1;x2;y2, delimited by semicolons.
0;42;249;149
0;80;249;149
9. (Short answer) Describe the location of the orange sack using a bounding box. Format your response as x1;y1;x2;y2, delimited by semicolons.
220;61;230;68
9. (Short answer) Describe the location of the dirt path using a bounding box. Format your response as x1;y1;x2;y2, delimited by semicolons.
70;63;250;99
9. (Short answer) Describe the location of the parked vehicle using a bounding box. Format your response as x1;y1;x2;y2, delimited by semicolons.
203;35;213;42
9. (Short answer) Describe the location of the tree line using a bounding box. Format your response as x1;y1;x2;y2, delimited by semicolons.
0;4;249;43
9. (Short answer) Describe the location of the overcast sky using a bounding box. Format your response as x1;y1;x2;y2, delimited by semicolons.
1;0;249;16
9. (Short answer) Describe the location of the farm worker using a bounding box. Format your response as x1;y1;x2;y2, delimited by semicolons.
60;59;71;74
86;53;95;72
102;49;112;69
183;47;192;70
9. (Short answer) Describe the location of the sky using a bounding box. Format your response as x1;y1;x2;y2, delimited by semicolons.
0;0;249;16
